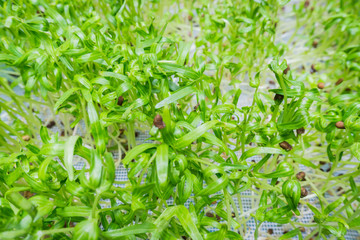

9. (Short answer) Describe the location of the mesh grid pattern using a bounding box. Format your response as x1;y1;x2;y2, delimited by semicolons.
1;84;359;239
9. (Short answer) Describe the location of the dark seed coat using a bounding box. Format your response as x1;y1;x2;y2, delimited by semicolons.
283;65;290;74
46;120;56;128
335;78;343;86
335;121;345;129
296;171;306;181
301;187;308;198
274;94;284;101
153;114;165;129
279;141;292;151
317;82;325;89
297;127;305;135
117;96;124;106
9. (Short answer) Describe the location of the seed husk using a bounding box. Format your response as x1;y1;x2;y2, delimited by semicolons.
304;0;310;8
300;227;306;232
283;65;290;74
274;93;284;101
20;190;34;199
301;187;308;198
335;121;345;129
310;64;317;74
312;40;318;48
46;120;56;128
153;114;165;129
296;127;305;135
296;171;306;181
117;96;124;106
205;212;214;218
22;135;31;141
317;82;325;89
279;141;292;151
335;78;343;86
267;228;274;235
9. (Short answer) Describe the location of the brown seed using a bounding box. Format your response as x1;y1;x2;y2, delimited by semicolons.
119;129;125;136
211;200;217;205
304;0;310;8
310;64;317;74
317;82;325;89
22;135;31;141
193;103;199;111
283;65;290;74
20;191;34;199
296;171;306;181
279;141;292;151
153;114;165;129
188;15;193;21
216;214;221;221
269;80;275;85
319;161;326;165
231;212;236;218
335;121;345;129
296;127;305;135
267;228;274;235
301;187;308;198
335;78;343;86
312;41;318;48
300;227;306;232
117;96;124;106
205;212;214;218
274;93;284;101
46;120;56;128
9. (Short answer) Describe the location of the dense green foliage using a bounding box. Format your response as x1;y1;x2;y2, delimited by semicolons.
0;0;359;239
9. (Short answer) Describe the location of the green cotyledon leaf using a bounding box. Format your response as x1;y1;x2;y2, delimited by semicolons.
175;120;219;149
196;166;229;196
240;147;286;161
54;88;79;113
56;206;92;217
64;136;81;181
159;62;200;80
122;143;157;165
155;86;196;109
73;219;100;240
282;180;301;215
351;142;360;160
151;205;203;240
156;143;169;189
102;222;156;238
